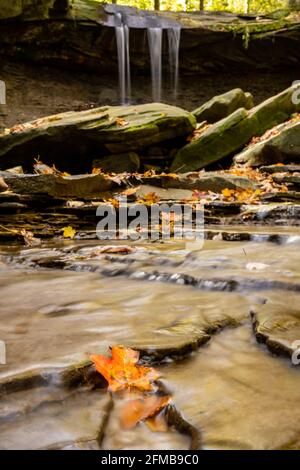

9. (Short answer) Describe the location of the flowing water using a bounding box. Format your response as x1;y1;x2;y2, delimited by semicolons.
147;28;163;103
0;229;300;449
168;28;181;100
115;13;131;105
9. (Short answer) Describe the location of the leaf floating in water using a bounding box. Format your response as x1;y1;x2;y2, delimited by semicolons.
121;395;171;430
90;345;160;393
62;226;76;239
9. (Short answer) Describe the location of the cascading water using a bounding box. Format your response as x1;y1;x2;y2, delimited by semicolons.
113;11;181;105
147;28;163;103
168;28;181;100
115;13;131;104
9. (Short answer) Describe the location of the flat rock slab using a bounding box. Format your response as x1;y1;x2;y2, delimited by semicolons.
0;104;195;172
0;386;110;450
130;172;255;192
1;173;115;198
0;265;249;381
272;175;300;187
133;185;194;201
251;292;300;359
162;325;300;450
260;164;300;174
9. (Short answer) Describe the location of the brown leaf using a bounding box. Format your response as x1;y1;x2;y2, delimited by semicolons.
121;395;171;429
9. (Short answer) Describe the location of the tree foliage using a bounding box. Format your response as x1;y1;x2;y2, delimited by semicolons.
100;0;288;13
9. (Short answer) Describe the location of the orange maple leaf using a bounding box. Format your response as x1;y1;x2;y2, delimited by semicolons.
90;346;160;392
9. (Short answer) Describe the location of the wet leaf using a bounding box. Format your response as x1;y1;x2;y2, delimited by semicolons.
121;395;171;430
62;226;76;239
90;346;160;392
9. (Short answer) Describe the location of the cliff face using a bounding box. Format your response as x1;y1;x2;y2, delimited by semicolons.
0;1;300;75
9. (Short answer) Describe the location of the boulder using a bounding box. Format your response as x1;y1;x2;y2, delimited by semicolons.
171;84;300;173
235;120;300;167
192;88;254;124
93;152;140;174
0;104;196;172
1;173;115;199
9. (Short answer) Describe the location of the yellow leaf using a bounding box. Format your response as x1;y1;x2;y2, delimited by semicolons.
222;188;235;198
62;226;76;239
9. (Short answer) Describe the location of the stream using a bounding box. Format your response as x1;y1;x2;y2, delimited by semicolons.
0;228;300;450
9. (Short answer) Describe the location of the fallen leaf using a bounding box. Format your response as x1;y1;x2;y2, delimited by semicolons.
92;167;103;175
90;345;160;392
222;188;235;198
121;395;171;430
115;118;129;127
62;226;76;239
121;187;139;197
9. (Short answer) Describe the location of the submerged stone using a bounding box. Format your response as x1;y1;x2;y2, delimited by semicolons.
251;292;300;360
163;326;300;450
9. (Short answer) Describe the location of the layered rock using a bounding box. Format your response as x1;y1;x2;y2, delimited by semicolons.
251;292;300;359
0;104;195;172
235;120;300;167
171;84;300;173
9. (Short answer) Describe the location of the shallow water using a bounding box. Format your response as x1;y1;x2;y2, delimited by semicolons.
0;230;299;449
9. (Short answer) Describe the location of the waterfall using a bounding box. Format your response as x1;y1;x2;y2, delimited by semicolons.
147;28;163;103
113;12;181;105
168;28;181;100
115;13;131;105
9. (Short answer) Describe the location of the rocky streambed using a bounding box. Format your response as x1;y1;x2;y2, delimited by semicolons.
0;233;300;450
1;74;300;449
